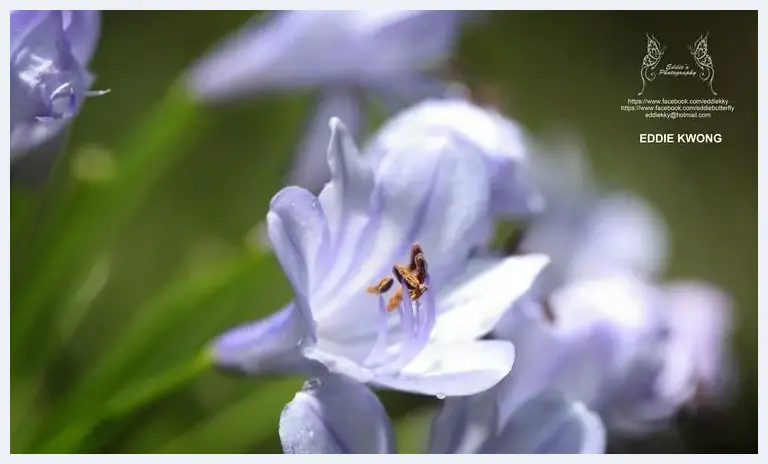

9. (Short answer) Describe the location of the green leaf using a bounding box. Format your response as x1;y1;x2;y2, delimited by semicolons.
156;378;300;454
13;82;205;351
30;248;269;452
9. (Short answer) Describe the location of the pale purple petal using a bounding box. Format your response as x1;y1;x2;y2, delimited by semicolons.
495;310;616;425
279;374;395;454
428;384;500;454
364;99;541;217
267;185;332;298
287;89;365;194
480;393;606;454
212;304;318;375
317;117;375;245
189;11;466;102
62;11;100;65
522;188;669;282
656;280;736;406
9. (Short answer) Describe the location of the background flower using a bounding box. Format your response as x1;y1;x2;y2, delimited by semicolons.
188;11;472;193
10;10;107;175
491;159;736;435
279;373;605;454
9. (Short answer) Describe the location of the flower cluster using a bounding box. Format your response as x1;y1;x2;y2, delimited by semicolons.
194;12;735;455
213;100;734;453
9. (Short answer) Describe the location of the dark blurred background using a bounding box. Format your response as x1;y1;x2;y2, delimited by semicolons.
11;11;756;453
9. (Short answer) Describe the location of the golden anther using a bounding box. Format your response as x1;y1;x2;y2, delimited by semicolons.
368;243;431;311
367;276;394;295
386;288;404;311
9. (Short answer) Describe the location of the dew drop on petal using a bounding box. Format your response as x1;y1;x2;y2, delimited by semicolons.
303;378;322;391
436;392;447;400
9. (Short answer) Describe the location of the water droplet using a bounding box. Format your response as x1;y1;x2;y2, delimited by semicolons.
436;393;446;400
303;378;322;391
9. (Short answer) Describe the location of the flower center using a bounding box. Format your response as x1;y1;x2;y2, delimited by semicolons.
360;243;436;374
366;243;429;310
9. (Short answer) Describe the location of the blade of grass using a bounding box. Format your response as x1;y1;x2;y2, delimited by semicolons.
35;349;214;453
28;248;270;452
13;81;205;349
155;378;300;454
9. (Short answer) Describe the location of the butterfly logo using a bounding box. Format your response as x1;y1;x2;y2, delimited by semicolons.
638;34;667;96
688;32;717;95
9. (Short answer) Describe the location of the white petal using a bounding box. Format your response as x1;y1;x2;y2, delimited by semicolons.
430;254;549;342
373;340;515;396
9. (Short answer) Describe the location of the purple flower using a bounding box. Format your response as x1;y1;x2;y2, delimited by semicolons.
211;118;547;397
493;180;735;433
10;10;108;161
188;11;470;193
364;98;545;218
279;373;605;453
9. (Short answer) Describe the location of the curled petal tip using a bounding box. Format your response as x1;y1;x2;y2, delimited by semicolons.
84;88;111;97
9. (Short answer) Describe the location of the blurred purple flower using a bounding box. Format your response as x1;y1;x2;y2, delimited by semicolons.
10;10;108;162
492;176;736;433
188;11;470;193
279;373;605;453
211;117;548;397
364;98;545;218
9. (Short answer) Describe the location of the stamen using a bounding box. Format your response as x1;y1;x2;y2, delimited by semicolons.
367;276;394;295
387;288;403;311
363;244;435;372
408;243;424;271
363;294;390;366
368;243;430;311
386;288;403;312
393;264;423;292
377;287;420;374
379;278;436;374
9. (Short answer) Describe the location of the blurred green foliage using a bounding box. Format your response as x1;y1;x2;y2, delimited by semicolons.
10;11;756;453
